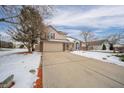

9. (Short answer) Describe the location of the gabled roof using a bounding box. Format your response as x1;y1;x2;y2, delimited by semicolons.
57;31;68;35
47;25;68;35
66;36;81;41
47;25;81;43
47;25;57;32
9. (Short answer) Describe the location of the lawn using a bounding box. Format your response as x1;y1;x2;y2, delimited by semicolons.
115;55;124;62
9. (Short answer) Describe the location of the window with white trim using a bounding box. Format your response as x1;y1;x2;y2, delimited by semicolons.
48;32;55;39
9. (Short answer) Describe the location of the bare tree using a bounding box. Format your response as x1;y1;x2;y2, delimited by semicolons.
0;5;54;24
0;6;21;24
5;5;54;52
107;31;124;52
80;31;94;50
7;6;45;52
108;31;124;44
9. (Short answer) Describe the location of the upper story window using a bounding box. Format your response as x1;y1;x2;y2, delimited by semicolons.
48;32;55;39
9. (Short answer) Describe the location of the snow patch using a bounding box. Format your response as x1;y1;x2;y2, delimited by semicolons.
71;51;124;67
0;49;41;88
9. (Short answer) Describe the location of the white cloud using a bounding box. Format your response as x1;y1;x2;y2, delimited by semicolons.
0;31;9;36
57;28;82;36
0;30;12;42
45;6;124;29
94;30;104;33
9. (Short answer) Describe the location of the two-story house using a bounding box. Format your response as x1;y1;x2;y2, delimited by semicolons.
35;25;81;52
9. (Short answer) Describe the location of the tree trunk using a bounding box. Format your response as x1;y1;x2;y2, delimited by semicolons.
86;43;88;50
28;47;31;53
113;47;116;53
27;42;32;53
31;43;35;51
86;46;88;50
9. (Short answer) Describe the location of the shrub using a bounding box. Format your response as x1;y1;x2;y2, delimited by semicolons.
109;43;114;50
115;55;124;62
102;44;106;50
102;57;107;60
121;57;124;61
19;45;24;48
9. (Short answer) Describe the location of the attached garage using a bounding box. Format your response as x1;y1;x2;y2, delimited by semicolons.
43;41;63;52
35;41;64;52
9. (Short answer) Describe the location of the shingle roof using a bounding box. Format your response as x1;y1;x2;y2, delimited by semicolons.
57;31;68;35
82;39;108;46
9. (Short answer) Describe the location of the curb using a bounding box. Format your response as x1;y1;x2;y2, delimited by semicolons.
33;65;43;88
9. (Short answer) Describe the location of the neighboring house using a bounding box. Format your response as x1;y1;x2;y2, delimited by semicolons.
81;39;110;50
114;44;124;53
0;35;14;48
35;25;81;52
114;39;124;53
0;40;14;48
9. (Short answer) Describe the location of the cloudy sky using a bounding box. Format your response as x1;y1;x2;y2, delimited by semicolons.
0;5;124;41
45;5;124;40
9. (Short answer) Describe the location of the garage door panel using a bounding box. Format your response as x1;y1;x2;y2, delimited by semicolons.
43;42;63;52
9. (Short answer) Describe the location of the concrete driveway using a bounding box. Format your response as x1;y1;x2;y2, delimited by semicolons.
42;52;124;88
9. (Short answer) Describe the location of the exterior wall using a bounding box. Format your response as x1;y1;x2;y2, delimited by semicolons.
0;41;14;48
92;45;101;50
46;26;67;40
81;41;110;50
35;44;40;51
35;42;44;52
92;42;110;50
63;43;74;51
68;43;74;51
35;26;82;52
43;41;63;52
114;47;124;53
66;37;81;50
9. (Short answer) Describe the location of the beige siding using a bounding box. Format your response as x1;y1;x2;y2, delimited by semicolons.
46;27;66;40
35;44;40;51
93;45;102;50
43;42;63;52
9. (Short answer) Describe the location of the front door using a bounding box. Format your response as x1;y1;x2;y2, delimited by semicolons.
76;42;79;50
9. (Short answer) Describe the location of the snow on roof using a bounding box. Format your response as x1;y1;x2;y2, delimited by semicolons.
57;31;68;35
66;37;75;42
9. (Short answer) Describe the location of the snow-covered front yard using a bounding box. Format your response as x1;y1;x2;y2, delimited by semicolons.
71;51;124;67
0;48;27;56
0;49;41;88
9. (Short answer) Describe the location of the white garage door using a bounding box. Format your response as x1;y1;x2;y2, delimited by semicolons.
43;41;63;52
